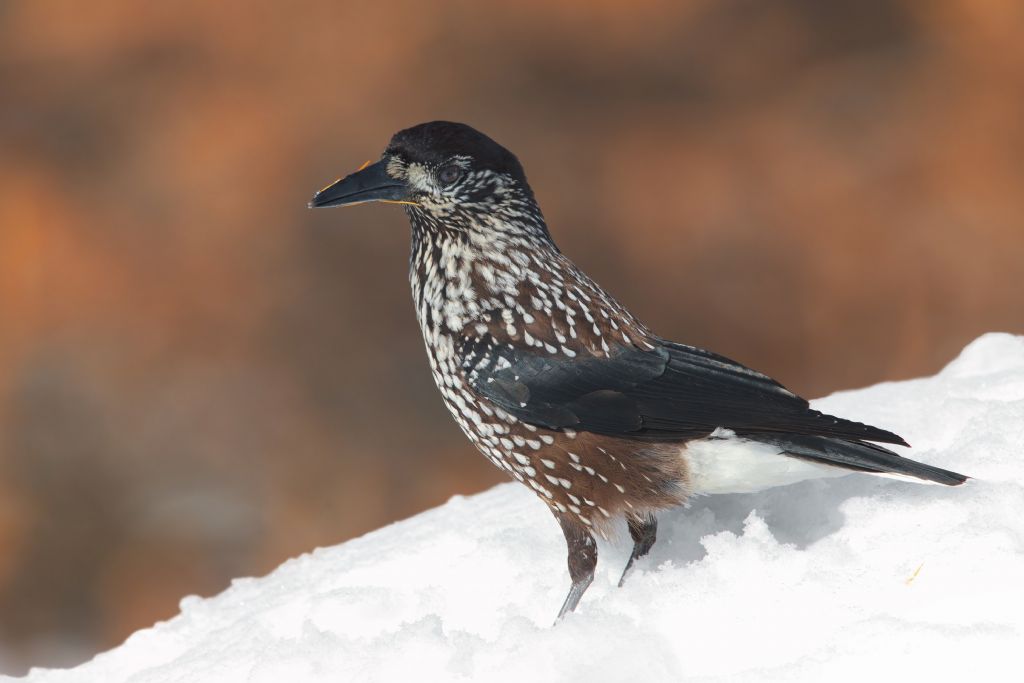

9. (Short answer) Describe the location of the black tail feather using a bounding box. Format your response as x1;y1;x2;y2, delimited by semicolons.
750;433;969;486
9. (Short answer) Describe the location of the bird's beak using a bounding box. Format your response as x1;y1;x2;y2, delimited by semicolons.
308;159;414;209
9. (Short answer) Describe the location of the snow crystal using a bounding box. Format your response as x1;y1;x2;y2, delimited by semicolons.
10;333;1024;682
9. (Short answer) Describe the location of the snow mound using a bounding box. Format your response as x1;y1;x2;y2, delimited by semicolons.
12;333;1024;683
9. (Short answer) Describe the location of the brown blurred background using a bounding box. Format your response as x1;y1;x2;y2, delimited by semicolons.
0;0;1022;673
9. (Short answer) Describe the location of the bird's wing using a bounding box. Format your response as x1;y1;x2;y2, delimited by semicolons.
464;334;907;446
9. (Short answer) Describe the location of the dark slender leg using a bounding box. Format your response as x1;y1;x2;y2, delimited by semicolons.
618;513;657;587
554;514;597;622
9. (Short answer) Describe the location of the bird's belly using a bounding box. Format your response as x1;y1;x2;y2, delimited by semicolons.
682;432;848;495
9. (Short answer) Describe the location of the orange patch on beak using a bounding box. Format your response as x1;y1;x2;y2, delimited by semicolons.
317;177;342;194
316;161;377;194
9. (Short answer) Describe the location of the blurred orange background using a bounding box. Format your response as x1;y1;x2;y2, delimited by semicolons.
1;0;1022;673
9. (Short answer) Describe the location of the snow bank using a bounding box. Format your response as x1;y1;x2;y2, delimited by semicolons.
11;333;1024;683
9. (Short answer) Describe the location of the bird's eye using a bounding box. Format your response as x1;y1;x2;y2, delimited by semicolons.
438;165;461;186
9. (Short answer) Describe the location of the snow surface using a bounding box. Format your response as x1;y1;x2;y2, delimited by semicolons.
10;333;1024;683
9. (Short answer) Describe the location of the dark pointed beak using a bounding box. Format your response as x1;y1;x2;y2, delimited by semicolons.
308;160;412;209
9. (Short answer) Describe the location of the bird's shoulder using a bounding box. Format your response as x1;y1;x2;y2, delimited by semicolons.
455;304;657;432
457;314;905;445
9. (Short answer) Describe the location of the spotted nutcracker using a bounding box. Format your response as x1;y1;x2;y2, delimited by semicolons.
309;121;967;620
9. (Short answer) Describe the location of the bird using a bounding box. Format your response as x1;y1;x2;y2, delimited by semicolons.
309;121;968;620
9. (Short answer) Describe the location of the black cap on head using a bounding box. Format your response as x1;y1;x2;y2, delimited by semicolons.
386;121;529;186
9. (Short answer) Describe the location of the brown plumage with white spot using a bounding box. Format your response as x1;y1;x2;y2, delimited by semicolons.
310;121;967;620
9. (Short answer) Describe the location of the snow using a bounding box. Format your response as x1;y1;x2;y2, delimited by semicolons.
10;333;1024;683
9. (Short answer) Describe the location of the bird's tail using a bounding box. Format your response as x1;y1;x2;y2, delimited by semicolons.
747;432;968;486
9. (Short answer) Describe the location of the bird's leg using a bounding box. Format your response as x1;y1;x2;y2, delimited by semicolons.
554;514;597;622
618;512;657;587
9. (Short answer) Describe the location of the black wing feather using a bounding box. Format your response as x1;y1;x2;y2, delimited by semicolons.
468;335;908;446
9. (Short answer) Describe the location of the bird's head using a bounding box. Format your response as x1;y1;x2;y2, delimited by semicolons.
310;122;547;239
